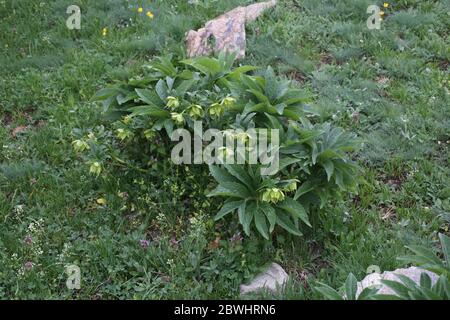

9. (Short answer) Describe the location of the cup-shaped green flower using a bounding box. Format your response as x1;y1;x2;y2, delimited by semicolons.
284;181;298;193
171;112;184;125
89;162;102;176
217;146;234;161
143;129;156;140
72;139;90;152
262;188;285;204
208;103;224;118
221;96;236;108
166;96;180;109
188;104;204;119
116;128;133;140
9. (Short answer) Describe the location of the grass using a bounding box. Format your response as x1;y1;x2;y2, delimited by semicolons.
0;0;449;299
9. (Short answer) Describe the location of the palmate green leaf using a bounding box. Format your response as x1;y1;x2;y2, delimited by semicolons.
91;87;119;101
345;273;358;300
275;209;302;236
224;165;255;191
116;91;137;105
163;119;174;137
135;88;159;105
182;57;223;76
239;201;253;236
254;207;270;240
209;165;240;185
276;198;311;227
294;181;314;200
240;74;263;92
227;65;259;81
263;68;275;100
278;157;300;172
175;79;196;97
248;88;270;104
321;159;334;181
420;272;432;289
155;79;168;101
207;185;246;199
379;280;410;299
314;282;343;300
357;287;380;300
214;200;244;221
438;233;450;269
128;105;170;117
219;182;252;198
260;203;276;233
399;245;443;267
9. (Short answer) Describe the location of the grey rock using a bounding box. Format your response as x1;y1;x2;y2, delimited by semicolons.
186;0;277;59
240;262;288;295
356;266;438;297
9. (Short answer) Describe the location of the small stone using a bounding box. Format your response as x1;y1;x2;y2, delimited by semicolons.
240;262;288;295
356;266;438;298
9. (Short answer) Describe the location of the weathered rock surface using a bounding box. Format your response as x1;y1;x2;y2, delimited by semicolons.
356;266;438;297
240;262;288;295
186;0;277;59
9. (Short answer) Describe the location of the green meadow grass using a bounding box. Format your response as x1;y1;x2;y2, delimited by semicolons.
0;0;449;299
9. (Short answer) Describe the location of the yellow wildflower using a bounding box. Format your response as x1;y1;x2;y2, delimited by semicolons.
138;7;143;13
380;11;385;16
146;10;154;19
383;2;389;8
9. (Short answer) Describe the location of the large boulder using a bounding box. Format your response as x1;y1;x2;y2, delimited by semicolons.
186;0;277;59
240;262;288;295
356;266;438;297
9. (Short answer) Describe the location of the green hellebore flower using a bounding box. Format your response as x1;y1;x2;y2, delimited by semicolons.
89;162;102;176
143;129;156;140
72;139;90;152
166;96;180;109
235;132;250;144
221;96;236;108
284;181;298;193
123;115;132;124
217;146;234;161
116;128;133;140
188;104;204;118
208;103;224;118
262;188;285;204
171;112;184;125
